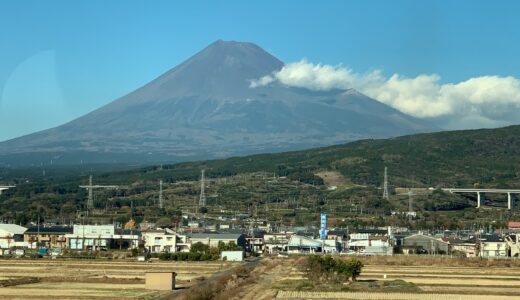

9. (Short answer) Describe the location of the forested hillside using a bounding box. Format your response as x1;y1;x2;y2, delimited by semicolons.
1;125;520;229
101;124;520;188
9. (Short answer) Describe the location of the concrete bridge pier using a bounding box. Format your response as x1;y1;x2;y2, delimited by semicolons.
443;188;520;210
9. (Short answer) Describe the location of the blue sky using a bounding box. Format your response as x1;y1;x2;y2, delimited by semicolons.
1;0;520;141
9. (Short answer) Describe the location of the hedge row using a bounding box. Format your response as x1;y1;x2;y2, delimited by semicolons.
158;252;219;261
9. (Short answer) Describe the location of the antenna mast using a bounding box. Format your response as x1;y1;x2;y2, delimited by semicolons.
383;167;389;200
199;170;206;207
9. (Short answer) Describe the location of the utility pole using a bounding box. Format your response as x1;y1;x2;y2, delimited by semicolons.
199;170;206;207
383;166;389;200
37;214;40;249
87;175;93;208
159;180;164;209
408;191;414;221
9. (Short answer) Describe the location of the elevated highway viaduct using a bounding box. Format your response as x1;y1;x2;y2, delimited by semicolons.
442;188;520;209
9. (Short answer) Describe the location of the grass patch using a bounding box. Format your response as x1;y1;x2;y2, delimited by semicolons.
273;279;422;293
273;279;315;291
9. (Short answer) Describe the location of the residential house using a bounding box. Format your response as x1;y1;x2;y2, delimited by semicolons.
479;234;508;258
142;229;186;253
188;233;246;249
402;233;450;254
326;229;348;242
447;238;478;258
23;226;72;249
507;221;520;230
112;229;140;250
322;239;343;253
326;229;347;251
246;231;265;254
505;234;520;257
263;232;292;254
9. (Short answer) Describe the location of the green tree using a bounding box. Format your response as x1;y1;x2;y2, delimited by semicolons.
190;242;210;254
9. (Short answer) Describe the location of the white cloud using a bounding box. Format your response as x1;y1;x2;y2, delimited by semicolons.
250;60;520;129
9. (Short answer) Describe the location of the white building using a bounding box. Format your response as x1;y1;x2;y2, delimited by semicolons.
479;235;508;258
221;250;243;261
323;239;342;253
287;235;322;254
0;224;27;250
65;225;139;251
188;233;246;249
66;225;115;250
349;234;393;255
451;241;478;257
264;232;292;254
142;229;182;253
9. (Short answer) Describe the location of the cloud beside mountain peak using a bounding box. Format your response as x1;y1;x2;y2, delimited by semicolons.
251;60;520;129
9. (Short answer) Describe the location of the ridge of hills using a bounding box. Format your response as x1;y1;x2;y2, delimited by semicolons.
2;125;520;188
103;124;520;189
1;115;520;230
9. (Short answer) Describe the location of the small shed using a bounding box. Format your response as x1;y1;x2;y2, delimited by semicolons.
221;250;243;261
145;272;176;290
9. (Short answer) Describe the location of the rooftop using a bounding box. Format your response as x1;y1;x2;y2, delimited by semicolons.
188;233;244;240
0;224;27;235
25;226;72;234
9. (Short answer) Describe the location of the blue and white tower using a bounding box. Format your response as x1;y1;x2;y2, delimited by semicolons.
320;212;327;240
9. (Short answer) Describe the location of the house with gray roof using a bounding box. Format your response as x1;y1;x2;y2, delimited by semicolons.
188;233;246;249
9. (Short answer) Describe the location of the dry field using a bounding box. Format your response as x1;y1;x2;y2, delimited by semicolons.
0;259;237;299
314;171;359;188
3;256;520;299
227;256;520;300
276;291;520;299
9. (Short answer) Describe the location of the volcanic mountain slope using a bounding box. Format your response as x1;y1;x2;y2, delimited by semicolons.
0;40;437;165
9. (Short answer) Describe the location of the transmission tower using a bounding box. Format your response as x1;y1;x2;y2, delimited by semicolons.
79;175;118;210
158;180;164;209
199;169;206;207
383;166;389;200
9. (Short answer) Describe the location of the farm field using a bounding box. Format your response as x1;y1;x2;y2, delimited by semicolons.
0;259;237;299
228;256;520;300
3;257;520;299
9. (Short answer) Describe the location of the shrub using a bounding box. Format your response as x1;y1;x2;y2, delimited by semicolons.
305;255;363;283
190;242;210;254
158;251;217;261
159;253;171;260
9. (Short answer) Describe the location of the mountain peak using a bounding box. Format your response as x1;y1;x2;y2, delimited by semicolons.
208;39;257;48
134;40;284;99
0;40;438;166
193;39;283;69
